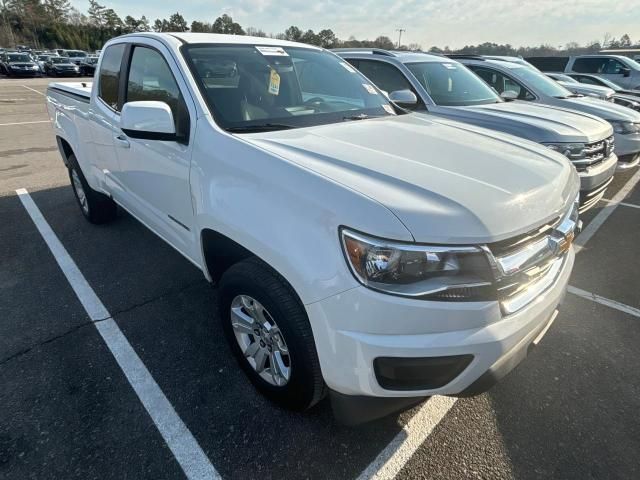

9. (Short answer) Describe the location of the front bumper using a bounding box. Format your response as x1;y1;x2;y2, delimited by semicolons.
7;68;40;76
307;248;574;408
614;132;640;169
577;153;617;212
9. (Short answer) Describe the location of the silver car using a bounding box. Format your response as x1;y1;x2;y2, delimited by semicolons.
335;49;617;212
456;56;640;169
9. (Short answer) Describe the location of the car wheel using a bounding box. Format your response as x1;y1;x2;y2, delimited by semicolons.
219;257;327;411
67;154;117;224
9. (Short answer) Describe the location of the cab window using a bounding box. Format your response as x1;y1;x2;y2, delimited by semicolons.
98;44;125;111
125;46;190;142
356;60;415;97
471;66;535;101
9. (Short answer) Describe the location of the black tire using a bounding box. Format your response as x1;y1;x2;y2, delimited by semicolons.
219;257;327;410
67;154;117;224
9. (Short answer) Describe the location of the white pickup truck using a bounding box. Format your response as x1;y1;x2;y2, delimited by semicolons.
47;33;580;424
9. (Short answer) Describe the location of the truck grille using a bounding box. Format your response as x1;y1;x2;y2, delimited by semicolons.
485;197;580;315
571;136;614;172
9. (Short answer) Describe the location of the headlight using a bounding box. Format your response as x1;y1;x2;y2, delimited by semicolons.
32;65;39;70
609;120;640;134
340;229;494;300
543;143;587;160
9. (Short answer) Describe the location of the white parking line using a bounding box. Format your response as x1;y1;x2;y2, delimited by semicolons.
575;168;640;253
568;286;640;318
0;120;51;127
16;188;220;480
22;85;45;96
601;198;640;210
356;396;456;480
358;169;640;479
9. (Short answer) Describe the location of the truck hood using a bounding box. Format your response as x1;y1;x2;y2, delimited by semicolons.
433;101;612;144
561;96;640;122
242;114;578;244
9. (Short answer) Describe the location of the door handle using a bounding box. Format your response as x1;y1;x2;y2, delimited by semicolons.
115;134;130;149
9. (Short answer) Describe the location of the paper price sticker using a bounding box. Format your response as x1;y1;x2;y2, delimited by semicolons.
362;83;378;95
256;46;289;56
269;69;281;95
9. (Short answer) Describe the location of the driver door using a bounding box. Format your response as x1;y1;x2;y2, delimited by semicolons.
112;43;198;261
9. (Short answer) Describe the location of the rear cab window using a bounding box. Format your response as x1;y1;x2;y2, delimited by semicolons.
98;44;126;111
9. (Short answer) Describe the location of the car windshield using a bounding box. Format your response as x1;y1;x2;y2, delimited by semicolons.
51;57;71;64
37;55;49;61
85;57;98;64
591;76;623;89
183;44;397;132
8;54;30;62
406;61;501;106
624;58;640;71
510;66;574;98
552;74;577;83
67;51;87;58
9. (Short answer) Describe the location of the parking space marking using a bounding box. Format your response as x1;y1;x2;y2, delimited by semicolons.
15;188;221;480
568;286;640;318
575;167;640;254
22;85;46;96
356;396;457;480
601;198;640;210
0;120;51;127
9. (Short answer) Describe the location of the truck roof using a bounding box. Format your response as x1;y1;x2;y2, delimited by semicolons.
122;32;321;50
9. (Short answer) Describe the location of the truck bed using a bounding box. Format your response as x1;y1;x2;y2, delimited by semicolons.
48;82;92;102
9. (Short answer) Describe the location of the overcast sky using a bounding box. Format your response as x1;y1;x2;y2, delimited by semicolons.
70;0;639;49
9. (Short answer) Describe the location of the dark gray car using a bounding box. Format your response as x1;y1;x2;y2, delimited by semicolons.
335;49;616;212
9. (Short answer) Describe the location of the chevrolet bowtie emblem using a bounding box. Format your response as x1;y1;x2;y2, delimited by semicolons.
549;230;575;256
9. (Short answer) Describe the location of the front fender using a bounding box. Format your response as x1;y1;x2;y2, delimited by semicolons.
190;123;413;305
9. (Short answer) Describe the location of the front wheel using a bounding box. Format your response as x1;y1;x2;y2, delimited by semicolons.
67;154;117;224
219;258;327;410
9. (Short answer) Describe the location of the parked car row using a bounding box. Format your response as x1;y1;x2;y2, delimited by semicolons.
0;48;99;77
46;33;639;425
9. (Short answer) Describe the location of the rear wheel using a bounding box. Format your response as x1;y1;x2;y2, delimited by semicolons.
67;154;117;224
219;257;327;410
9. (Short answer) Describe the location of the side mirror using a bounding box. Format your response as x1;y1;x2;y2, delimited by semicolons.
389;89;418;107
120;101;176;141
622;68;631;78
500;90;518;101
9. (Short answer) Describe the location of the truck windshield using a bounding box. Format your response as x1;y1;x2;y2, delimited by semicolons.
406;61;501;106
183;44;397;132
510;66;574;98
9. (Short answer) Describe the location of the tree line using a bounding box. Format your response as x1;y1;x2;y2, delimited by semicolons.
0;1;637;57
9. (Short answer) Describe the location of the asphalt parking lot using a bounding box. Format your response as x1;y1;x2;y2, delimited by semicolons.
2;77;640;480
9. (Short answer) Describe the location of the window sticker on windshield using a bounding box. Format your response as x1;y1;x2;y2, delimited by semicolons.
382;104;396;115
255;46;289;56
362;83;378;95
340;62;356;73
268;68;281;95
442;63;457;70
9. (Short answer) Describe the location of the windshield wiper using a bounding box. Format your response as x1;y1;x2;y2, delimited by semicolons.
226;123;296;133
343;113;388;121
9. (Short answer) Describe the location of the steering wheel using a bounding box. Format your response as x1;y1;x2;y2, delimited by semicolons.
303;96;330;112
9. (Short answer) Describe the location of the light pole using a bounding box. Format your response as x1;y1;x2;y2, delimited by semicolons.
396;28;405;48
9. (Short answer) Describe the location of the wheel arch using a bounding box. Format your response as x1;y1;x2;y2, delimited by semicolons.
56;136;74;167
